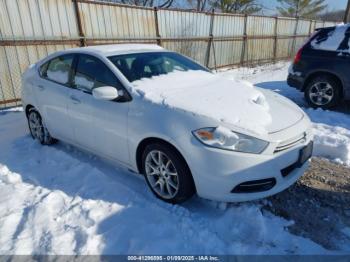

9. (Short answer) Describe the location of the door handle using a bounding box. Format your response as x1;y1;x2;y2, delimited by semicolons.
37;85;45;91
70;95;81;104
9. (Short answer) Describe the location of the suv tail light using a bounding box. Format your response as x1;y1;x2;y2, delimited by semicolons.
293;47;303;64
293;30;319;65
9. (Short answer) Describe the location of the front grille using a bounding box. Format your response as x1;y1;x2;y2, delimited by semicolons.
231;178;276;193
274;132;306;153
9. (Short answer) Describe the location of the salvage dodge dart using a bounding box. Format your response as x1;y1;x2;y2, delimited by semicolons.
21;44;313;203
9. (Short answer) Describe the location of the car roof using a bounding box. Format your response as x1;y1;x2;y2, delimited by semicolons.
315;24;347;32
65;44;165;57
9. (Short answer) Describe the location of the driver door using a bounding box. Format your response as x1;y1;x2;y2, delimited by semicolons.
67;54;130;164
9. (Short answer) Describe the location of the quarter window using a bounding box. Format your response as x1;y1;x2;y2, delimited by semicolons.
44;55;74;85
73;55;121;93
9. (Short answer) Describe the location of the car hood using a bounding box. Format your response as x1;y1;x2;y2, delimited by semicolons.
257;88;304;134
131;70;304;136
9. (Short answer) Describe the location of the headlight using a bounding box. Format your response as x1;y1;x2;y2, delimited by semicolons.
192;126;268;154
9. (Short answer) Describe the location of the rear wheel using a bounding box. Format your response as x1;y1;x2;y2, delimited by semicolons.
141;143;195;204
27;108;57;145
304;76;341;109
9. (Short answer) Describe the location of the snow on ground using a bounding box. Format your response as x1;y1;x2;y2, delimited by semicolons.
0;62;349;255
0;108;329;255
219;62;350;166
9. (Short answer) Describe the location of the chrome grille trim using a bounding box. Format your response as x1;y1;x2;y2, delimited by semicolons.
274;133;307;153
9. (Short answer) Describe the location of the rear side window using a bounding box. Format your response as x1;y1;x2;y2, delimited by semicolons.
73;54;121;93
42;55;74;85
310;26;350;52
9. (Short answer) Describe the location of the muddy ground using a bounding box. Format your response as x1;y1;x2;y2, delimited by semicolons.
264;157;350;251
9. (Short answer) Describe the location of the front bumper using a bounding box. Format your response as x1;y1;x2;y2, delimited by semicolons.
175;120;312;202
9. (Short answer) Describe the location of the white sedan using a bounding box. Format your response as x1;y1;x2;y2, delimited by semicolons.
21;44;313;203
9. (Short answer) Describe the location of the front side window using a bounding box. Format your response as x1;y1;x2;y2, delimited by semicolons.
73;54;121;93
43;55;74;85
108;52;208;82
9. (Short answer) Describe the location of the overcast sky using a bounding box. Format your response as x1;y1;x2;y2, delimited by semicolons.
260;0;347;12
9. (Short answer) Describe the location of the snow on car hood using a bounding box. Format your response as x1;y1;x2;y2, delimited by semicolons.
131;70;301;135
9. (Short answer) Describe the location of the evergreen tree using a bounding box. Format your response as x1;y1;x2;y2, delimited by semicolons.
212;0;262;14
277;0;327;18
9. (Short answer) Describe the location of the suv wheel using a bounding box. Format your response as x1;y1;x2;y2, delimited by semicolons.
27;108;57;145
305;76;341;109
141;143;195;204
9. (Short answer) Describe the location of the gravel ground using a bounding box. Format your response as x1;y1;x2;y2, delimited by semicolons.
265;157;350;251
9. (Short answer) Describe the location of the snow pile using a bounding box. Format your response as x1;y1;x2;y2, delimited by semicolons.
0;163;118;254
132;70;272;135
312;124;350;166
310;25;349;52
0;109;329;254
305;107;350;166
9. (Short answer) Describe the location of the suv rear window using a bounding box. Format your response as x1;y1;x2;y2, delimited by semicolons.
310;26;350;52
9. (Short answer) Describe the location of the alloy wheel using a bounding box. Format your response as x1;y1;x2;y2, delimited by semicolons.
28;112;44;141
309;82;334;106
145;150;179;199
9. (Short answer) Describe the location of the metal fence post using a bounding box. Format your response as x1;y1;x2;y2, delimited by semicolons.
291;17;299;57
273;16;278;62
73;0;86;46
309;19;313;36
154;7;162;46
205;9;215;68
240;14;248;65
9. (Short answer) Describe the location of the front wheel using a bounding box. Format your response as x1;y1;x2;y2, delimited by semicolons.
27;108;57;145
304;76;341;109
141;143;195;204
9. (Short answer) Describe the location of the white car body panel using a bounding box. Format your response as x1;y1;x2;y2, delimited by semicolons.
33;74;72;141
21;44;313;202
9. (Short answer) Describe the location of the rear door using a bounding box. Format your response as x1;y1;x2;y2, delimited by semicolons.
68;54;130;163
34;54;75;141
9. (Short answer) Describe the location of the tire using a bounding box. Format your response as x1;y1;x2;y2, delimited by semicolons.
27;108;57;145
141;143;195;204
304;75;341;109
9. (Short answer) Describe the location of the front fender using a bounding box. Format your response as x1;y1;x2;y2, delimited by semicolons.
126;97;218;172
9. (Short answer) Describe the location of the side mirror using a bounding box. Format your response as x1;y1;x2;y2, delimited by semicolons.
92;86;119;101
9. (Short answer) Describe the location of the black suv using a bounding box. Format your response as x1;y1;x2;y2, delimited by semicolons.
288;25;350;109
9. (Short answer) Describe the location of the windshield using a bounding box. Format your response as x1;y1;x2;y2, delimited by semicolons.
108;52;208;82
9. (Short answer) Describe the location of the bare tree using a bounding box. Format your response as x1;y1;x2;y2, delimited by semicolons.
104;0;174;8
318;9;344;22
186;0;210;11
345;0;350;23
